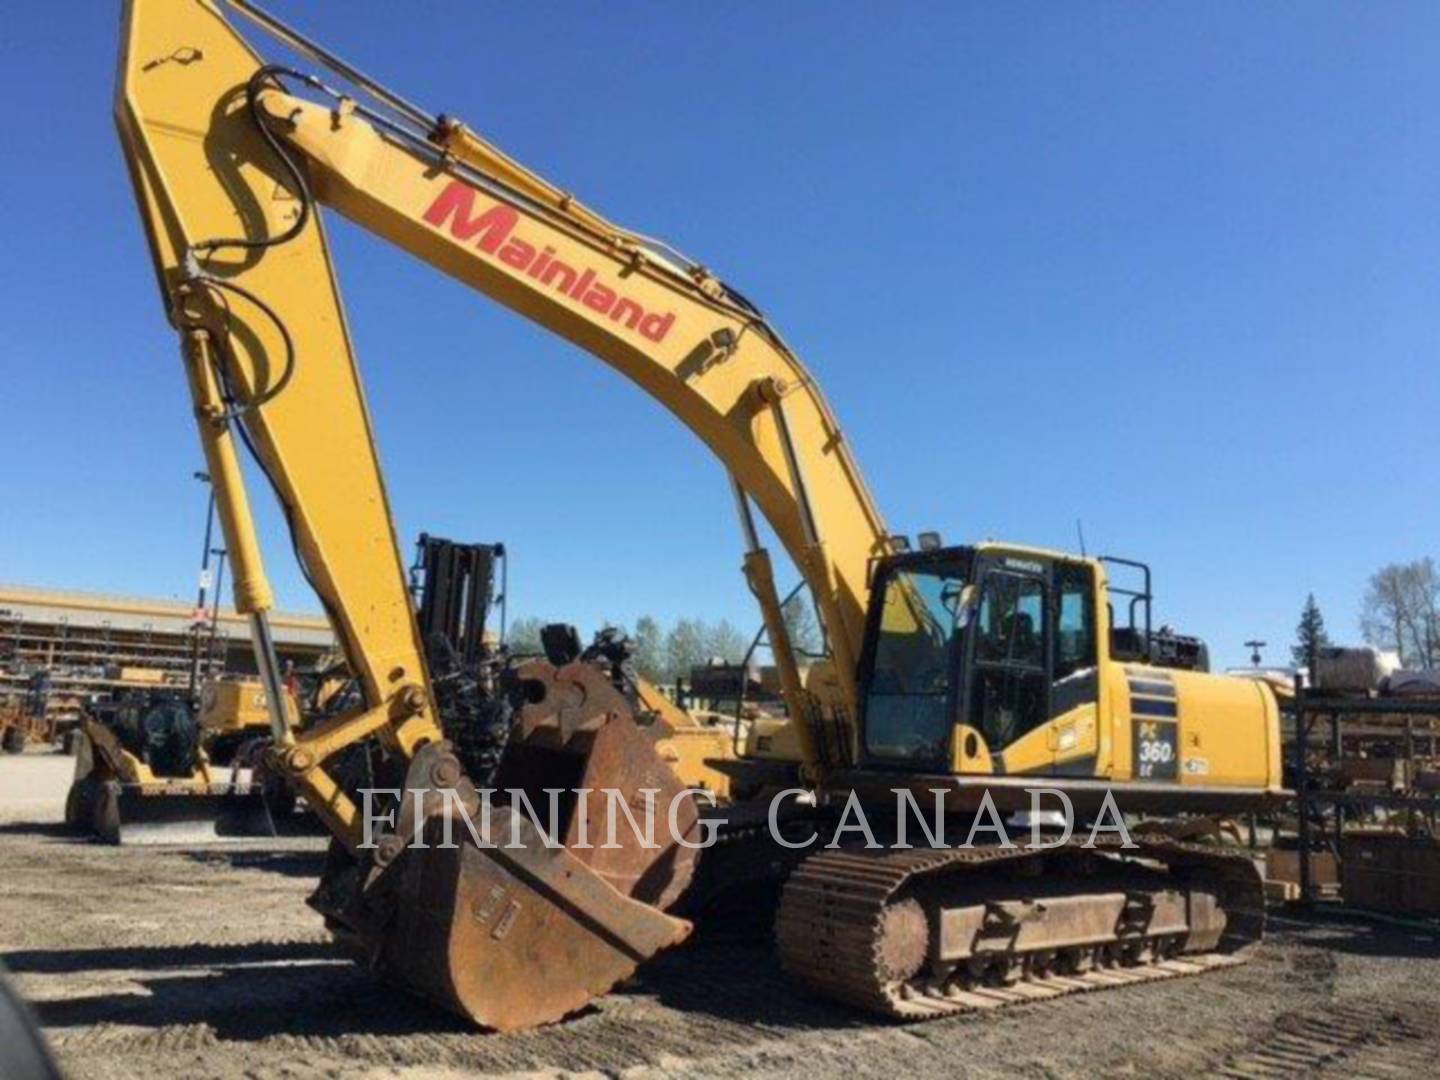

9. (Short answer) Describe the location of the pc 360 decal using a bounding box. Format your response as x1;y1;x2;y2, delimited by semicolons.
1132;718;1179;780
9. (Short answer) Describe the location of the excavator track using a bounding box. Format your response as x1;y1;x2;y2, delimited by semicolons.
776;835;1265;1020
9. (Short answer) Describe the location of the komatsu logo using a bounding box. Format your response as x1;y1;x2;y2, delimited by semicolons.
422;180;676;343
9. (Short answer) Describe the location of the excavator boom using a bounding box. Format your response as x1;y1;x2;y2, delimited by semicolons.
115;0;889;1027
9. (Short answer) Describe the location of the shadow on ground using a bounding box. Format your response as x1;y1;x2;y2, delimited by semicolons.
4;941;338;976
19;935;862;1042
0;822;78;839
0;823;327;876
181;848;326;878
1270;907;1440;961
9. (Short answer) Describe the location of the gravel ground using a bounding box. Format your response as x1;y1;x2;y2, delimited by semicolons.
2;755;1438;1079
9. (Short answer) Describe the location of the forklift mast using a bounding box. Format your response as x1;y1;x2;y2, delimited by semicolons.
410;534;506;669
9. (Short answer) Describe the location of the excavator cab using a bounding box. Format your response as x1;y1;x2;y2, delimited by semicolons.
855;541;1278;794
857;544;1107;777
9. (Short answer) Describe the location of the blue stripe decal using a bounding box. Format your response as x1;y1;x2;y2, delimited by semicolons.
1128;679;1176;698
1132;697;1178;718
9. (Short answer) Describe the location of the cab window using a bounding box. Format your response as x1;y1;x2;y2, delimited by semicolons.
968;568;1049;750
974;572;1045;667
1051;562;1098;718
1054;563;1096;678
863;562;970;763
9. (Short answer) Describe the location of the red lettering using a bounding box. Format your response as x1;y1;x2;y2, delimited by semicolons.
639;310;674;343
610;297;644;331
539;258;578;295
498;237;537;270
583;283;617;315
423;181;678;345
422;181;516;253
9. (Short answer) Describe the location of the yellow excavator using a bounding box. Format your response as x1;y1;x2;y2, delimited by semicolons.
116;0;1284;1031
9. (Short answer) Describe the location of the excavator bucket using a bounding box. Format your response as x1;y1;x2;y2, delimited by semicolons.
380;807;691;1031
317;660;704;1029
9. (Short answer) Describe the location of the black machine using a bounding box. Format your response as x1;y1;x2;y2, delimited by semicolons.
88;689;202;779
408;534;513;781
410;533;505;668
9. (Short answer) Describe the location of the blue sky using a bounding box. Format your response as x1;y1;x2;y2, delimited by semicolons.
2;3;1436;671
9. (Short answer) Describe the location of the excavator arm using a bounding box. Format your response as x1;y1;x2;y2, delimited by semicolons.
117;0;890;827
115;0;891;1029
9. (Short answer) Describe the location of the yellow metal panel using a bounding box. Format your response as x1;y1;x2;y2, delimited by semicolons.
1104;663;1282;790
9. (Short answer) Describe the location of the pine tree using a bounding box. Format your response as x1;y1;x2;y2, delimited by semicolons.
1291;593;1330;668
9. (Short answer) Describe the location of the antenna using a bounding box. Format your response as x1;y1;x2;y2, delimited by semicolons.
1075;519;1087;557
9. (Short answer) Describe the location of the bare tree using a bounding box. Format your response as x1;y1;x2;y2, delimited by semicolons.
781;594;822;656
703;619;747;665
506;615;546;656
1360;559;1440;668
664;618;709;681
632;615;665;682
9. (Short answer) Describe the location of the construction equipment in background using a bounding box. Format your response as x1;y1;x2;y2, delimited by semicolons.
116;0;1282;1031
1;685;56;754
0;699;30;754
670;661;803;800
409;531;797;803
406;532;746;806
0;582;335;744
65;688;274;844
65;667;331;842
409;534;505;666
197;673;300;763
198;672;317;820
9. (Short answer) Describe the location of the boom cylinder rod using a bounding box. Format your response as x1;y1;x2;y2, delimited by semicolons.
729;473;763;553
250;612;294;745
730;475;829;778
761;385;859;729
181;331;275;615
742;547;829;778
181;330;294;744
222;0;434;130
765;385;821;549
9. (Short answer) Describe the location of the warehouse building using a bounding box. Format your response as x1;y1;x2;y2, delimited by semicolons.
0;583;334;728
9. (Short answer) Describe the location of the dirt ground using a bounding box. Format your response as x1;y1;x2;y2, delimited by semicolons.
3;754;1439;1079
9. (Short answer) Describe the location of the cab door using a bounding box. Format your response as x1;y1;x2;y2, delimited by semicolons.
1047;560;1101;776
963;563;1052;773
962;558;1102;777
